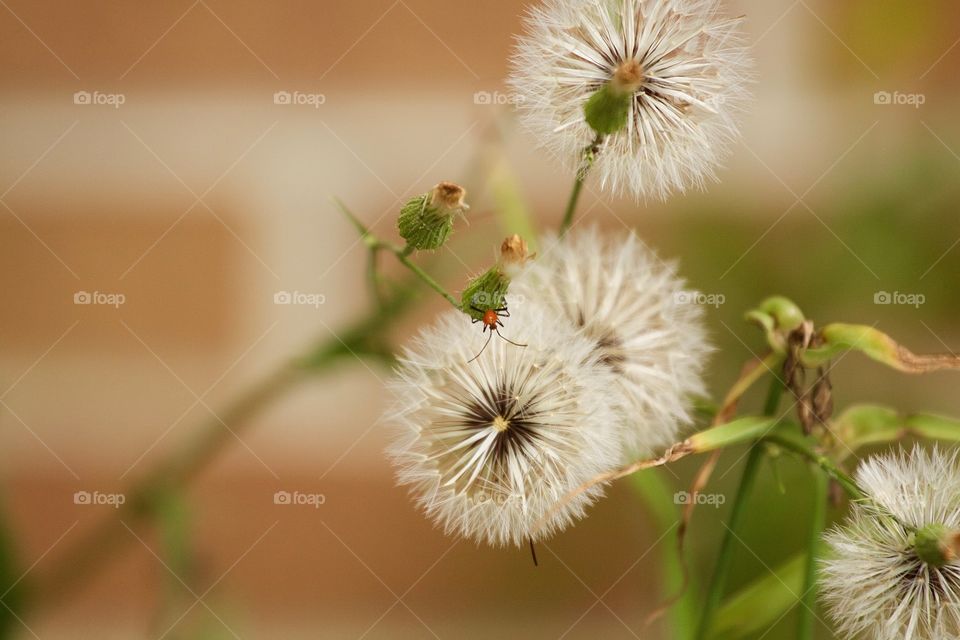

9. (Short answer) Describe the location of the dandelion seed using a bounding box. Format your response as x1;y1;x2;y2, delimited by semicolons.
511;227;710;457
509;0;753;200
821;447;960;640
386;300;621;547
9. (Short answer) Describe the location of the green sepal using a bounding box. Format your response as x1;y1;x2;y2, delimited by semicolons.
913;524;953;568
461;267;510;321
584;83;632;135
397;194;454;251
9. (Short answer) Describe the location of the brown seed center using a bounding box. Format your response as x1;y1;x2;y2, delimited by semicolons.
612;59;645;93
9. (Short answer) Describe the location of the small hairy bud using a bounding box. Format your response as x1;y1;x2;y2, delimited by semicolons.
461;267;510;321
584;59;645;135
397;182;469;251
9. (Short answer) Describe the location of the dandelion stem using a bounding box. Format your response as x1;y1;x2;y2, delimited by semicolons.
798;466;828;640
631;470;697;639
334;197;461;310
695;443;765;640
695;377;784;640
759;434;863;501
559;133;603;236
386;242;461;309
366;245;386;309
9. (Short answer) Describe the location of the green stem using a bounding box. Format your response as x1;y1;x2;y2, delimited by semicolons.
695;378;783;640
760;434;864;501
386;242;460;309
695;443;765;640
559;134;603;236
366;245;386;309
762;375;786;415
798;467;828;640
631;470;697;640
334;196;461;310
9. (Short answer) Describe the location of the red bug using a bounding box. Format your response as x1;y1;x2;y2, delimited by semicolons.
467;304;527;363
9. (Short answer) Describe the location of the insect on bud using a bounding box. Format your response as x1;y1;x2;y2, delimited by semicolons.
397;182;470;251
584;59;644;135
461;266;510;322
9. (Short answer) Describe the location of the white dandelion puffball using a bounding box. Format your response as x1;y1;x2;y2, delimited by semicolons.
386;301;621;547
511;227;710;458
509;0;753;200
821;448;960;640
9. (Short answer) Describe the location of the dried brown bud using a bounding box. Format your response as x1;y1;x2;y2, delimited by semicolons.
500;234;530;265
430;182;469;213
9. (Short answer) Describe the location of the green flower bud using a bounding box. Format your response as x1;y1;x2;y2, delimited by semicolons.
584;59;644;135
912;524;960;568
461;266;510;321
397;182;469;251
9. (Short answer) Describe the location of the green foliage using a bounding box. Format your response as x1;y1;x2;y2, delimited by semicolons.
687;416;781;453
712;552;807;639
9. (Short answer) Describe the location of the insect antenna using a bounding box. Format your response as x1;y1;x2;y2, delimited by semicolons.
467;330;494;364
495;329;527;349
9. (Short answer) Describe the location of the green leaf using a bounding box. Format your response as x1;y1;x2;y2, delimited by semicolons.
712;551;808;639
630;470;695;640
687;416;780;454
745;296;806;352
804;323;960;373
907;413;960;441
830;404;960;458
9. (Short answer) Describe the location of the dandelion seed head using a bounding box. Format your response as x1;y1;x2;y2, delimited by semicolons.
386;300;621;547
509;0;753;200
821;447;960;640
511;227;710;457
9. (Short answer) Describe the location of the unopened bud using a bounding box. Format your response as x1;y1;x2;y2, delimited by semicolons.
584;59;644;135
397;182;469;251
461;267;510;322
912;524;960;568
